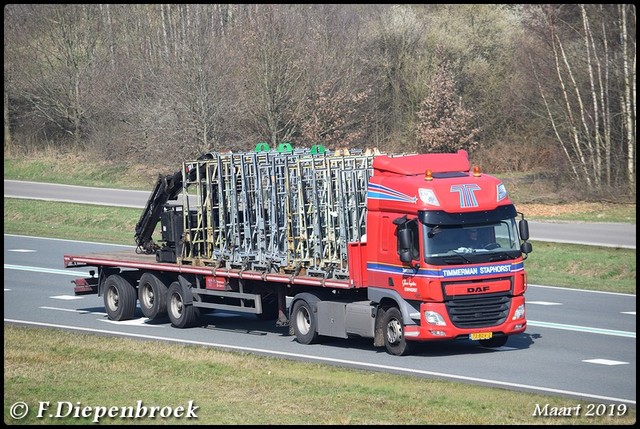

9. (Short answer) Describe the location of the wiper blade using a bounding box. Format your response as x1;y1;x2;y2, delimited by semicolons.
428;225;441;238
445;250;471;264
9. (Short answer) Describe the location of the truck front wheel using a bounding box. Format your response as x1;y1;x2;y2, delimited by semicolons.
382;307;414;356
138;273;169;320
103;274;137;321
167;281;199;328
291;299;319;345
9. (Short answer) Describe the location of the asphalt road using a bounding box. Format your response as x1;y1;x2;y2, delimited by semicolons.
4;179;637;249
4;234;636;407
4;179;637;409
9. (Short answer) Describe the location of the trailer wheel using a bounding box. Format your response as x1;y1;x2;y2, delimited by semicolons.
479;335;509;348
103;274;137;321
291;299;319;345
382;307;413;356
138;273;169;320
167;281;199;328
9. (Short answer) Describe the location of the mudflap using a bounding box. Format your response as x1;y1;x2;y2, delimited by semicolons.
73;277;98;295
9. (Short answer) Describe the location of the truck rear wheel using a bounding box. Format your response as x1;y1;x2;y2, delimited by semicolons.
138;273;169;320
291;299;319;345
382;307;414;356
103;274;137;321
167;281;199;328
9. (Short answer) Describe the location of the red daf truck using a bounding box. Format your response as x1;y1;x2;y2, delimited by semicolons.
64;146;532;355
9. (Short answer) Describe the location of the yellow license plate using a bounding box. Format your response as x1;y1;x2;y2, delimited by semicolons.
470;332;493;340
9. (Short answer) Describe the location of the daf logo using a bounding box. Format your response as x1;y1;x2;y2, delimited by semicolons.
467;286;490;293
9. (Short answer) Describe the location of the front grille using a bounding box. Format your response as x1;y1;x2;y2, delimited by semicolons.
445;292;511;329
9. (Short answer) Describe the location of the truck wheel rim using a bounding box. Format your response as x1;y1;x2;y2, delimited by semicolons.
170;293;183;317
141;284;154;308
106;287;119;310
386;319;402;344
296;307;311;335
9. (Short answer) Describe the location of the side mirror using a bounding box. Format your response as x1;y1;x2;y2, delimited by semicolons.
519;219;530;241
397;228;414;263
521;241;533;254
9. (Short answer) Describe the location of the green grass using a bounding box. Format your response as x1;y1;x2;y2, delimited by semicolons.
525;241;635;294
4;154;160;190
525;205;636;223
4;198;142;246
4;325;635;425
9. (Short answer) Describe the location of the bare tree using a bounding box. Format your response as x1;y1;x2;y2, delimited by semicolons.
363;5;430;150
230;5;309;148
415;47;480;154
156;5;237;156
294;5;375;150
528;4;635;193
619;4;636;191
297;80;371;149
5;5;107;149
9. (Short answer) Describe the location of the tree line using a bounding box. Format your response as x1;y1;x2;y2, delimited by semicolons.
3;4;636;195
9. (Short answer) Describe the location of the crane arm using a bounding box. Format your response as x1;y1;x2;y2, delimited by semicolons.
134;169;184;254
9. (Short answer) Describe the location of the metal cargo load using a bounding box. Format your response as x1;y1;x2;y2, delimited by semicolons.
176;149;376;279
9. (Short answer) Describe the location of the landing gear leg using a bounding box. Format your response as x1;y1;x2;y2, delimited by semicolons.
276;284;289;327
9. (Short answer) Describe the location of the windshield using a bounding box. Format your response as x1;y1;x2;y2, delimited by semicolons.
422;217;521;265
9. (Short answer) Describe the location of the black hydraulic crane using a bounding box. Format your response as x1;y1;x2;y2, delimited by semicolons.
134;152;213;255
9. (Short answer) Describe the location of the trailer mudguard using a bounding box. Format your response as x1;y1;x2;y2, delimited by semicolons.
177;274;194;305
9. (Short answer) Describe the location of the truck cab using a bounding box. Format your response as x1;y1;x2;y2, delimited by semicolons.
362;150;532;354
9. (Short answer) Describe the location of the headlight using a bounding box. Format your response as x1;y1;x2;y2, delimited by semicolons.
425;310;447;326
512;304;525;320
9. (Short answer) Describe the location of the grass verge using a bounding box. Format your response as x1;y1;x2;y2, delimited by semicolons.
4;325;635;425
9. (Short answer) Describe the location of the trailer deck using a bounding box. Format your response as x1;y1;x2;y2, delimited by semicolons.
64;250;354;289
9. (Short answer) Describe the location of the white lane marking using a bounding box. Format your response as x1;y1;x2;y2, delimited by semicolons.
527;301;562;306
4;318;636;406
527;320;635;338
40;306;107;316
7;249;37;253
583;359;629;366
621;311;635;315
41;307;162;327
99;318;164;327
50;295;84;300
528;283;635;297
4;264;91;277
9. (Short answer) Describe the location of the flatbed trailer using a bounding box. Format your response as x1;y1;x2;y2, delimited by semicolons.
64;146;532;355
64;249;355;291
